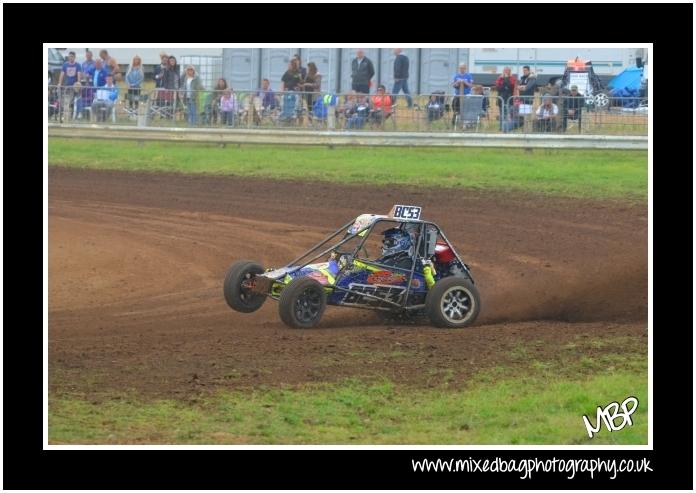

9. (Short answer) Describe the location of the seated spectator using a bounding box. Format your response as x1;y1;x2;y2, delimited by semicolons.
502;103;523;133
48;82;61;120
425;92;445;122
337;91;356;126
346;94;370;129
256;78;278;111
562;84;584;132
79;69;97;116
533;94;559;132
369;84;392;126
219;88;238;126
91;74;119;122
92;58;107;88
501;86;524;133
72;82;88;120
472;85;489;116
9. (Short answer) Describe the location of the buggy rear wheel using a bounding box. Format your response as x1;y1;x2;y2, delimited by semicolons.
425;277;480;328
278;277;327;329
223;260;266;313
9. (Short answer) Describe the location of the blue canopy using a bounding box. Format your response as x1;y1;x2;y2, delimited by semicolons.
608;66;643;92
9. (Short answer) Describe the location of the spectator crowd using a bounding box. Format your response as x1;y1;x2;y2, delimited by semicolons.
50;48;589;133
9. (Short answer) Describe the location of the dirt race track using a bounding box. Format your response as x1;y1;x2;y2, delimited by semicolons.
49;167;648;399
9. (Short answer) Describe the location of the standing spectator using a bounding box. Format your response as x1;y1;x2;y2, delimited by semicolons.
207;78;228;125
154;52;168;89
533;94;559;132
77;60;95;118
351;49;375;95
256;78;278;111
517;65;537;105
299;62;322;116
293;54;307;80
219;88;238;126
161;56;180;119
99;49;122;82
495;67;517;128
92;58;107;88
91;74;118;122
180;64;204;126
58;51;82;122
279;59;302;121
391;48;413;108
163;56;180;90
451;63;473;127
126;55;144;110
562;85;584;132
81;50;96;85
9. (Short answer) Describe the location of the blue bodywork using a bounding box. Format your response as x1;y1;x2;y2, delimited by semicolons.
277;258;430;308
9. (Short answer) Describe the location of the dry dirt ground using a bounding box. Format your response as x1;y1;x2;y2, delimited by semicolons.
48;167;647;399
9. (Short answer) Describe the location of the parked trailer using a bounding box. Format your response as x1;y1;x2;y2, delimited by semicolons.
467;48;646;86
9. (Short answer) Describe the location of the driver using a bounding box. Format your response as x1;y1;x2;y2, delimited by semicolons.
330;227;414;272
378;227;414;269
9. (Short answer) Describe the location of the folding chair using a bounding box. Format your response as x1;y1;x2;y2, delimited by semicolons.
148;89;176;120
237;93;262;127
455;95;484;131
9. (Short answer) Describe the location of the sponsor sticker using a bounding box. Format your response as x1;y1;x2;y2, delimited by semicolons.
367;271;407;285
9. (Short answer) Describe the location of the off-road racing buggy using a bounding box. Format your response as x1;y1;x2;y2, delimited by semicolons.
554;57;610;109
223;205;481;329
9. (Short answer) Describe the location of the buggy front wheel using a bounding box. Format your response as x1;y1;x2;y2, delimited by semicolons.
223;260;266;313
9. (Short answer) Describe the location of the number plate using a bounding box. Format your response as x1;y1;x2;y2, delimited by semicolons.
389;205;422;220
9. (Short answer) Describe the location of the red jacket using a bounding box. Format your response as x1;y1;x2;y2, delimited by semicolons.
495;75;517;101
371;94;392;113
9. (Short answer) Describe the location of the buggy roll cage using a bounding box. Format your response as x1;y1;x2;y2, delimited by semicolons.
276;217;474;310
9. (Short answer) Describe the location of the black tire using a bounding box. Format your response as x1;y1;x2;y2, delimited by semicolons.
278;277;327;329
223;260;266;313
425;276;480;328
